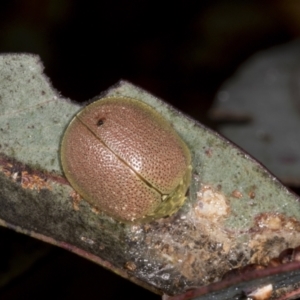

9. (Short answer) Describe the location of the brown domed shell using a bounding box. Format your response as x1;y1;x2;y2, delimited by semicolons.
61;97;191;222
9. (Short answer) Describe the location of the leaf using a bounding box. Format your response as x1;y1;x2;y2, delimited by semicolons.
210;40;300;187
0;54;300;299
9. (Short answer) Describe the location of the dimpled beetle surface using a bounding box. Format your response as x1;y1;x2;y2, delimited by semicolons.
61;97;192;222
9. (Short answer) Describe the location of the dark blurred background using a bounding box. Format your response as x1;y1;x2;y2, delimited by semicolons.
0;0;300;299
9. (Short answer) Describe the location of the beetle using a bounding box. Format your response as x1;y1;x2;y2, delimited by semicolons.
60;97;192;222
